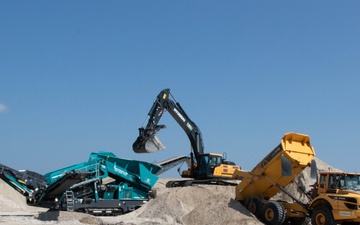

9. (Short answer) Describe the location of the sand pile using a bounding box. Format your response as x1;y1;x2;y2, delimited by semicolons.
107;179;262;225
36;210;102;224
0;179;45;214
0;177;261;225
0;157;337;225
272;157;341;203
0;179;101;224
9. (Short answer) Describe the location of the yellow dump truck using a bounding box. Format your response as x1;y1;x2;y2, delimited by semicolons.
233;132;360;225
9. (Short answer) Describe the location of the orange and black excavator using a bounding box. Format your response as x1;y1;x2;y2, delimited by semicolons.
133;88;240;187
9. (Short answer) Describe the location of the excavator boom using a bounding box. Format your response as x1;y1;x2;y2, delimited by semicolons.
133;88;204;162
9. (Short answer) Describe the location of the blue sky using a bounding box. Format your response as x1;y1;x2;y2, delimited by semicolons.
1;1;360;178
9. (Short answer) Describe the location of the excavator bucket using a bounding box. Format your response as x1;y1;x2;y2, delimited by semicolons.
133;135;166;153
145;135;165;152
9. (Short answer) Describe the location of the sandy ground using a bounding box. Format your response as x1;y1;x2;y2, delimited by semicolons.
0;178;261;225
0;157;337;225
101;179;262;225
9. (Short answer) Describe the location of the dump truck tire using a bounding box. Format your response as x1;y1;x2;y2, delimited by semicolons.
287;217;309;225
261;201;285;225
244;196;262;219
311;205;337;225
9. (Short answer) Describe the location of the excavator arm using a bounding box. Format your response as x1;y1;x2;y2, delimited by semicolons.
133;88;204;163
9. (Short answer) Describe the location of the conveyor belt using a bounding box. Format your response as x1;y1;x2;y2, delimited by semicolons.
155;156;189;175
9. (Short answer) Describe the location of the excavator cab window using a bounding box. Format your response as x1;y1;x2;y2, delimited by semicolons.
208;155;221;167
197;154;222;177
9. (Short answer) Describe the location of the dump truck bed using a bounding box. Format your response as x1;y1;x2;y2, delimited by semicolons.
233;132;315;201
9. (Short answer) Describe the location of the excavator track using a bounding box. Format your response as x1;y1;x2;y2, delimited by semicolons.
166;179;238;188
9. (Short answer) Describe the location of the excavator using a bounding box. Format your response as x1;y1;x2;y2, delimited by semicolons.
133;88;240;187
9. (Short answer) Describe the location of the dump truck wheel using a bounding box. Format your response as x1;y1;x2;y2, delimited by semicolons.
244;196;262;218
261;201;285;225
287;217;309;225
311;205;337;225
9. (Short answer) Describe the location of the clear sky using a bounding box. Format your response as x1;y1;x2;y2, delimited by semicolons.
1;1;360;178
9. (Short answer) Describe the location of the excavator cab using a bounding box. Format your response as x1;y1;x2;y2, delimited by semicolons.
195;153;240;179
180;153;223;179
197;153;222;178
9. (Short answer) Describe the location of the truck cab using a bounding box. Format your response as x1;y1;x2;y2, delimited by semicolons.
310;171;360;224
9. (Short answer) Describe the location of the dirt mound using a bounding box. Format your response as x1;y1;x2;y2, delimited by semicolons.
0;157;338;225
272;157;341;202
36;210;102;224
0;179;46;214
182;195;261;225
0;177;260;225
103;181;261;225
0;179;28;211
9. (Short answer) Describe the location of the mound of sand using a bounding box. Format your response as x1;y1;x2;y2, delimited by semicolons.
36;210;102;224
0;179;45;214
0;177;261;225
100;179;261;225
0;157;338;225
272;157;341;202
